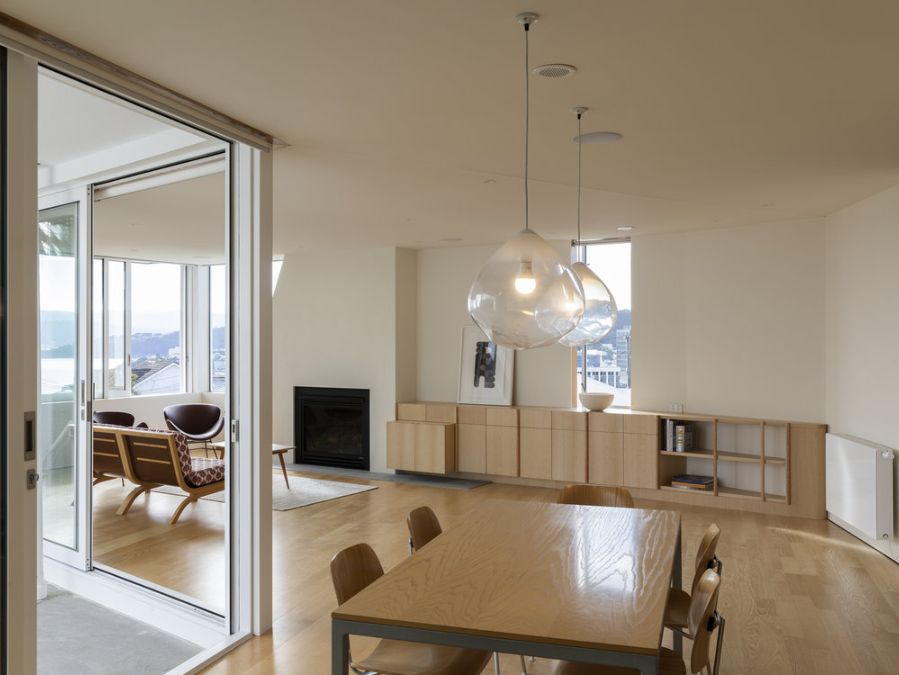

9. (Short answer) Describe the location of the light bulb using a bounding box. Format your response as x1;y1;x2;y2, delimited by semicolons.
514;260;536;295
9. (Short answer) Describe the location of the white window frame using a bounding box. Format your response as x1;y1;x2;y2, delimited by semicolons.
571;237;632;407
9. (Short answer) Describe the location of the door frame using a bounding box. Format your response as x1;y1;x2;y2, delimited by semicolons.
4;49;39;675
2;21;273;674
37;186;93;571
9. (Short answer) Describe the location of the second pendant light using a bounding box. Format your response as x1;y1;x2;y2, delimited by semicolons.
559;107;618;347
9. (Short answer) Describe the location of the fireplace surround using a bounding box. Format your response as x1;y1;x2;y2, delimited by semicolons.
294;386;370;470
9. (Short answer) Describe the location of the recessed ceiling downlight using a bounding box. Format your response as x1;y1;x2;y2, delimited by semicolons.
532;63;577;78
572;131;623;144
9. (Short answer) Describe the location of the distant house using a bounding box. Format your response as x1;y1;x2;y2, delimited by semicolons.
132;361;180;395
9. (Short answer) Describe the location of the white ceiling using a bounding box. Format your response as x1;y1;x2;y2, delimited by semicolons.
37;72;201;167
93;173;226;264
15;1;899;251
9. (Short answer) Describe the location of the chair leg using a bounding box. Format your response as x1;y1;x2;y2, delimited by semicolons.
520;653;528;674
713;615;726;675
116;485;154;516
494;652;501;675
170;495;198;524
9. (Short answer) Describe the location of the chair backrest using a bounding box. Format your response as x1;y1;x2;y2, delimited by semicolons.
92;410;136;427
407;506;443;552
118;428;187;487
692;523;721;594
92;425;127;477
163;403;222;436
557;484;635;508
330;543;384;605
687;569;722;674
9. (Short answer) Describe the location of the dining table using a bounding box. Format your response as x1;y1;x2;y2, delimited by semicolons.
331;499;682;674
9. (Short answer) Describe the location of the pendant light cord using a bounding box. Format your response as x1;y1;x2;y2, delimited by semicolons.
577;111;582;252
523;21;530;232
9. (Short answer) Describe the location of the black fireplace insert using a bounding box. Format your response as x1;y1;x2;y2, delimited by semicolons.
294;386;370;470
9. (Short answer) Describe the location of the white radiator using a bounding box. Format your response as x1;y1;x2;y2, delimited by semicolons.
826;433;895;556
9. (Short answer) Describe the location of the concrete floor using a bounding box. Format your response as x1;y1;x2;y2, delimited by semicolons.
38;586;200;674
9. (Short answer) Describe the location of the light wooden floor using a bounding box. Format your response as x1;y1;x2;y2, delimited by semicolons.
94;468;899;674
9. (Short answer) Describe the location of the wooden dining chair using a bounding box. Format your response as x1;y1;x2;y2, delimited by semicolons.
330;543;493;675
557;484;635;508
550;569;725;675
406;505;443;553
405;509;530;675
665;524;722;637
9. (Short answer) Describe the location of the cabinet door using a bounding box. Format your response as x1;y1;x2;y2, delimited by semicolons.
414;423;454;474
589;431;622;485
387;421;416;471
486;425;518;477
622;433;658;488
520;428;552;479
552;429;587;483
457;423;486;474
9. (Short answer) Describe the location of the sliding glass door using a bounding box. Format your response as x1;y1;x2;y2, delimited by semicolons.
38;188;91;569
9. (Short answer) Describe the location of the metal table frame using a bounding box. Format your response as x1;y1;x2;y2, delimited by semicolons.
332;524;682;674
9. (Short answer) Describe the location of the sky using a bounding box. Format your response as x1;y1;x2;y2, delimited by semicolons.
583;241;631;310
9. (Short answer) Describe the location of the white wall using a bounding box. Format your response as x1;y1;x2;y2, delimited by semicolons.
271;247;414;472
632;218;826;422
416;242;573;407
825;186;899;450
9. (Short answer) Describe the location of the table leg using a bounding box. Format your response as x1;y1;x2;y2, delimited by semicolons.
672;524;683;656
331;620;350;674
277;451;290;489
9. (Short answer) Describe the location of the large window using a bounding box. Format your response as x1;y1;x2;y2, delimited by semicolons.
573;240;632;407
93;258;185;397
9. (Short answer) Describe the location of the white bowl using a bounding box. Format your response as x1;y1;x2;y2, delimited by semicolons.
578;392;615;412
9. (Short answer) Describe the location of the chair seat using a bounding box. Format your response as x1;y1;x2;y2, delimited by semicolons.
664;588;691;630
187;457;225;487
351;638;492;675
550;648;686;675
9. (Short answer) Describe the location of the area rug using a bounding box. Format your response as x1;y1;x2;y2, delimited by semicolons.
153;473;377;511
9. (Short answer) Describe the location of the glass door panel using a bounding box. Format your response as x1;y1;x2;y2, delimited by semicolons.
37;202;79;550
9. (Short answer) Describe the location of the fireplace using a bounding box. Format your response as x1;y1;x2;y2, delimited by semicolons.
294;387;370;470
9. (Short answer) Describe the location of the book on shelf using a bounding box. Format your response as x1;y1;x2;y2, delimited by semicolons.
675;423;693;452
670;474;713;490
665;419;675;452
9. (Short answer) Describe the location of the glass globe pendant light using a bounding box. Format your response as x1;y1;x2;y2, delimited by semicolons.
468;13;585;350
559;107;619;347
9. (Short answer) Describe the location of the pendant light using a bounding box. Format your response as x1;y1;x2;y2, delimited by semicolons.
559;107;619;347
468;13;585;350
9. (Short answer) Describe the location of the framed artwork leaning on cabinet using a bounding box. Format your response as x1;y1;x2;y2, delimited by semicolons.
458;325;514;406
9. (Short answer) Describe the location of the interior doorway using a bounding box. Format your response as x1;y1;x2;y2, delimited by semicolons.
36;68;232;670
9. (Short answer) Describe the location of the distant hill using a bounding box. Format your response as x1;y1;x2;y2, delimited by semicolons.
597;309;631;346
40;311;227;359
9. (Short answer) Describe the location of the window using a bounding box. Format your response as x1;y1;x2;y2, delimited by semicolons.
130;262;183;395
93;257;186;397
573;240;632;407
209;265;226;393
106;260;126;393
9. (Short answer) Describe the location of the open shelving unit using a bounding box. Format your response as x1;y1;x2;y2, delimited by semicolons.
658;414;791;504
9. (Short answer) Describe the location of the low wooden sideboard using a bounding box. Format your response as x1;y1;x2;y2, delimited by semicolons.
387;402;827;519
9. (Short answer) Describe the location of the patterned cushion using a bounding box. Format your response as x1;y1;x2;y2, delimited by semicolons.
170;430;225;487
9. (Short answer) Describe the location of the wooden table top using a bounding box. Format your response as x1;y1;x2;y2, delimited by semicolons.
211;441;294;453
333;500;680;655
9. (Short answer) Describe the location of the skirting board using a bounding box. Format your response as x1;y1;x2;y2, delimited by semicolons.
827;511;899;565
